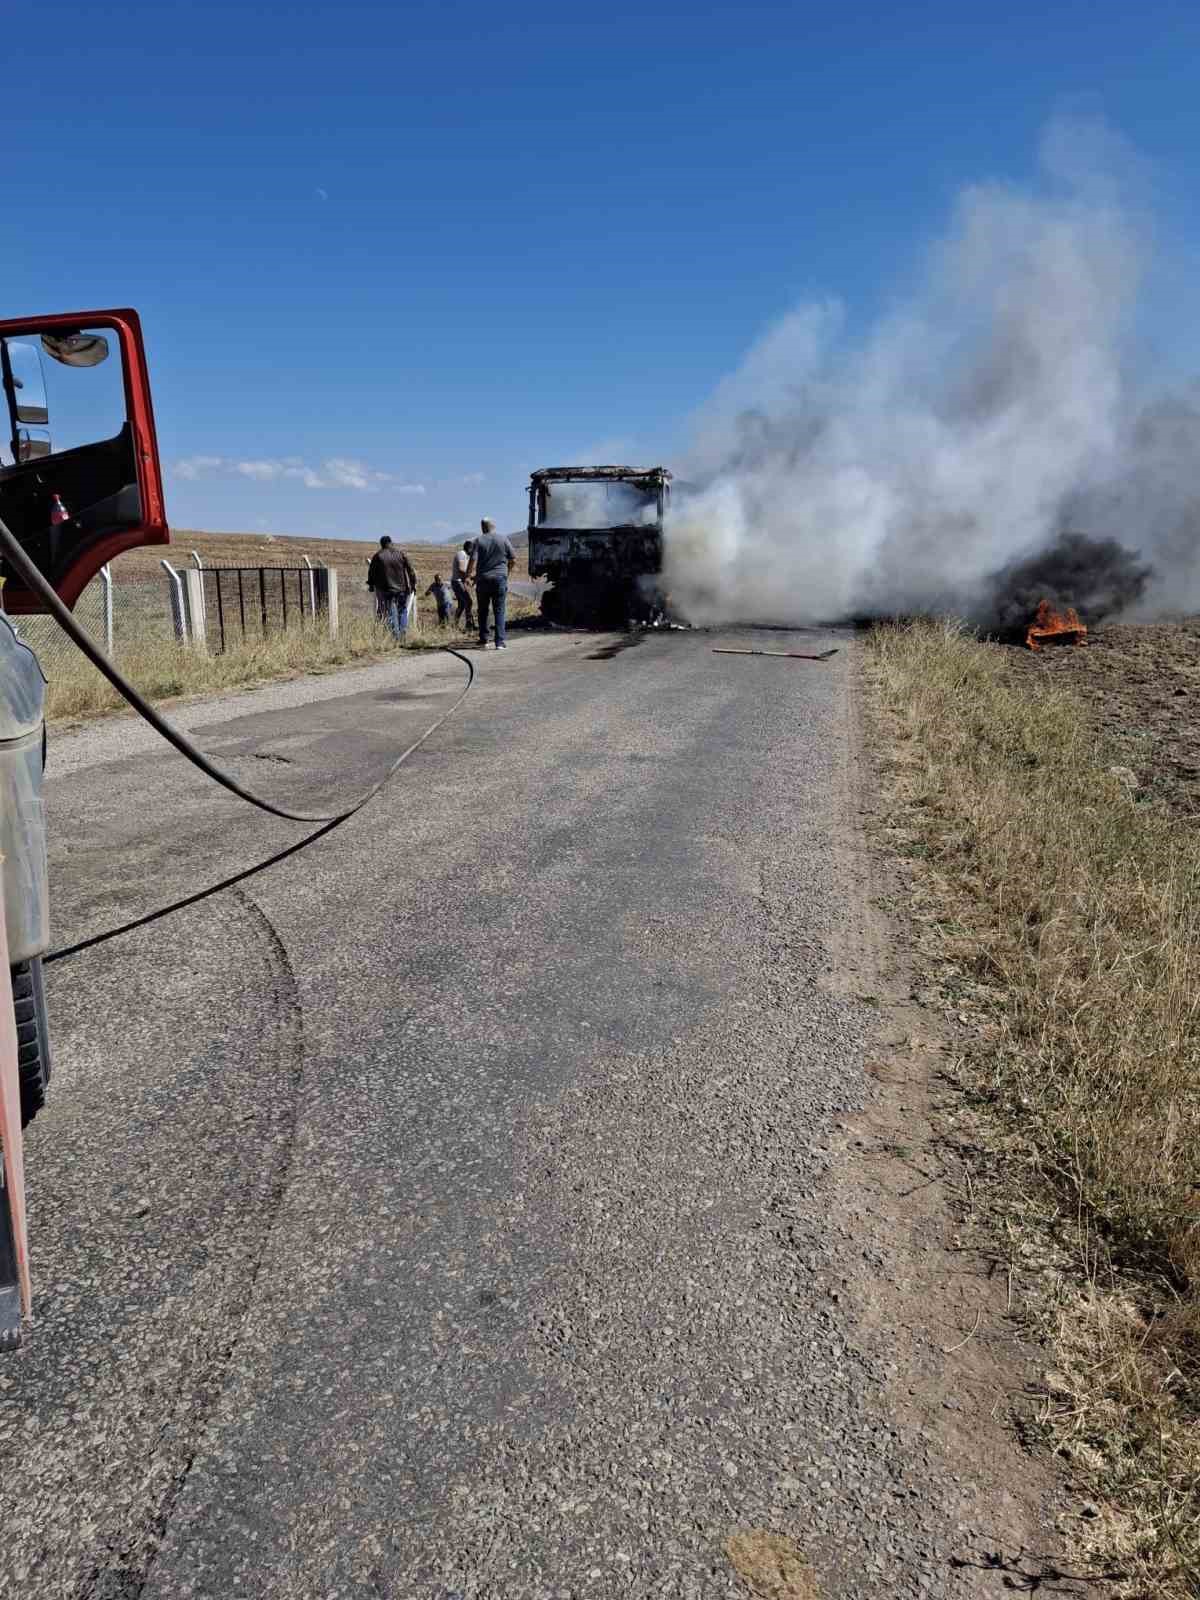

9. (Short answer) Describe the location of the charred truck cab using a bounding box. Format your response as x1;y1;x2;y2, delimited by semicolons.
529;465;671;626
0;309;167;1346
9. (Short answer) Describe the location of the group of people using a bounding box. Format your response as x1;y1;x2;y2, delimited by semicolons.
366;517;517;649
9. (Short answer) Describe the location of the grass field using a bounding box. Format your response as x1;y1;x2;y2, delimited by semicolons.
36;528;536;722
868;620;1200;1597
117;527;528;627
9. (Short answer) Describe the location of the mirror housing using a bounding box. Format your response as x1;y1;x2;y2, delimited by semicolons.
41;331;109;369
15;429;51;462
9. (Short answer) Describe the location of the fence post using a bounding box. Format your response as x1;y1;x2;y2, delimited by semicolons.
181;569;208;653
190;550;204;569
302;555;317;618
314;566;339;637
161;559;188;643
99;564;114;657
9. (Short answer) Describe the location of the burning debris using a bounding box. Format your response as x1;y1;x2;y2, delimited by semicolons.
1026;600;1087;651
979;531;1153;642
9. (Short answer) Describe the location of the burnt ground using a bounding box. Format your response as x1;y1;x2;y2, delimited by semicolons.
1004;618;1200;817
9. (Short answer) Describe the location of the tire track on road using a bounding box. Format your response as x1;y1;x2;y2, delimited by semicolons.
81;888;309;1600
1;888;307;1600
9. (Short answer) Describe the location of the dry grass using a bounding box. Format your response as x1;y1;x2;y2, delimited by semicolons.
725;1531;819;1599
867;619;1200;1595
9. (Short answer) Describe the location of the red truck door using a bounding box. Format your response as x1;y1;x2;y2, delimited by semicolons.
0;308;168;614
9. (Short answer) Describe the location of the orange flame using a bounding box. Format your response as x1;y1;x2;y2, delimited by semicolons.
1026;599;1087;652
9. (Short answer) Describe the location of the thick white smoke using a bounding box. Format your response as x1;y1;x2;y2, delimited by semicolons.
663;121;1198;627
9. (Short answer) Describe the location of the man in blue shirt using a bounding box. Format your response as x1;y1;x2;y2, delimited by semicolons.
467;518;516;649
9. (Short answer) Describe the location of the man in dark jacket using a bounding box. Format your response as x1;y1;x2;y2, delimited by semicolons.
466;518;516;649
367;536;417;639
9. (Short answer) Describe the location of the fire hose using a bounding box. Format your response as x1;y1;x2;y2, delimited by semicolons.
0;515;474;958
0;517;476;1335
0;515;474;829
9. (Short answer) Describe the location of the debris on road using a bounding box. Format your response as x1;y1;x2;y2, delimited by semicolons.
713;646;839;661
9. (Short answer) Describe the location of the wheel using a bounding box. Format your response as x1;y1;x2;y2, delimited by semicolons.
10;958;51;1128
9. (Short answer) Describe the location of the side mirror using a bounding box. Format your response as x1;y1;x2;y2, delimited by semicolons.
4;342;48;425
40;331;109;368
16;429;51;462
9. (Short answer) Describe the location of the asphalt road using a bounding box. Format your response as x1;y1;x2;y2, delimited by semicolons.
1;627;1000;1598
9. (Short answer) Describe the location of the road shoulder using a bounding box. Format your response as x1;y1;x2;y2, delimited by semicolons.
828;645;1065;1585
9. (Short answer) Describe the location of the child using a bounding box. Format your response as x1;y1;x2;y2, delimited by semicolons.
425;574;453;626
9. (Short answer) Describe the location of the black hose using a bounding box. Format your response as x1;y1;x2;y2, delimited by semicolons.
46;816;343;963
0;516;475;962
0;514;473;825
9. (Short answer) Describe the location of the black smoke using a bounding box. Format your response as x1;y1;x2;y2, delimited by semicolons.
977;531;1153;639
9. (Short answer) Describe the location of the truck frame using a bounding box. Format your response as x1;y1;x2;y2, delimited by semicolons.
528;465;671;625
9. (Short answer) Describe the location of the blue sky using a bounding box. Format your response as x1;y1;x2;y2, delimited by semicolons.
7;0;1200;540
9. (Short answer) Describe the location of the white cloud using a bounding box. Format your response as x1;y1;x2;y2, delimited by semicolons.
460;471;486;486
283;464;328;489
170;454;420;494
324;457;391;491
173;454;225;481
315;187;329;202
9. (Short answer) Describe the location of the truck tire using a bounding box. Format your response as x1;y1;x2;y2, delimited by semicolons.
10;958;50;1128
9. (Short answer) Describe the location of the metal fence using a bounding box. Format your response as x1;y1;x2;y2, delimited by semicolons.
199;564;322;653
8;566;114;678
7;555;340;678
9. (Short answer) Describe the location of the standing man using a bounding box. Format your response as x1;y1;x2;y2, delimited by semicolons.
367;535;417;641
451;538;475;631
467;518;515;649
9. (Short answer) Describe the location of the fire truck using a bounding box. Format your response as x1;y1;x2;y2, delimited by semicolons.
0;310;168;1345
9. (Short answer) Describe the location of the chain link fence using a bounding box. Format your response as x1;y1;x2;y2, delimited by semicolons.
9;567;115;677
11;563;207;679
8;556;343;679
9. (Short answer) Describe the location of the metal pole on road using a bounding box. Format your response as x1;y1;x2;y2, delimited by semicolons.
0;856;31;1348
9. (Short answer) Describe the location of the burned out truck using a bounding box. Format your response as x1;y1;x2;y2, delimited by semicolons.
528;465;671;625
